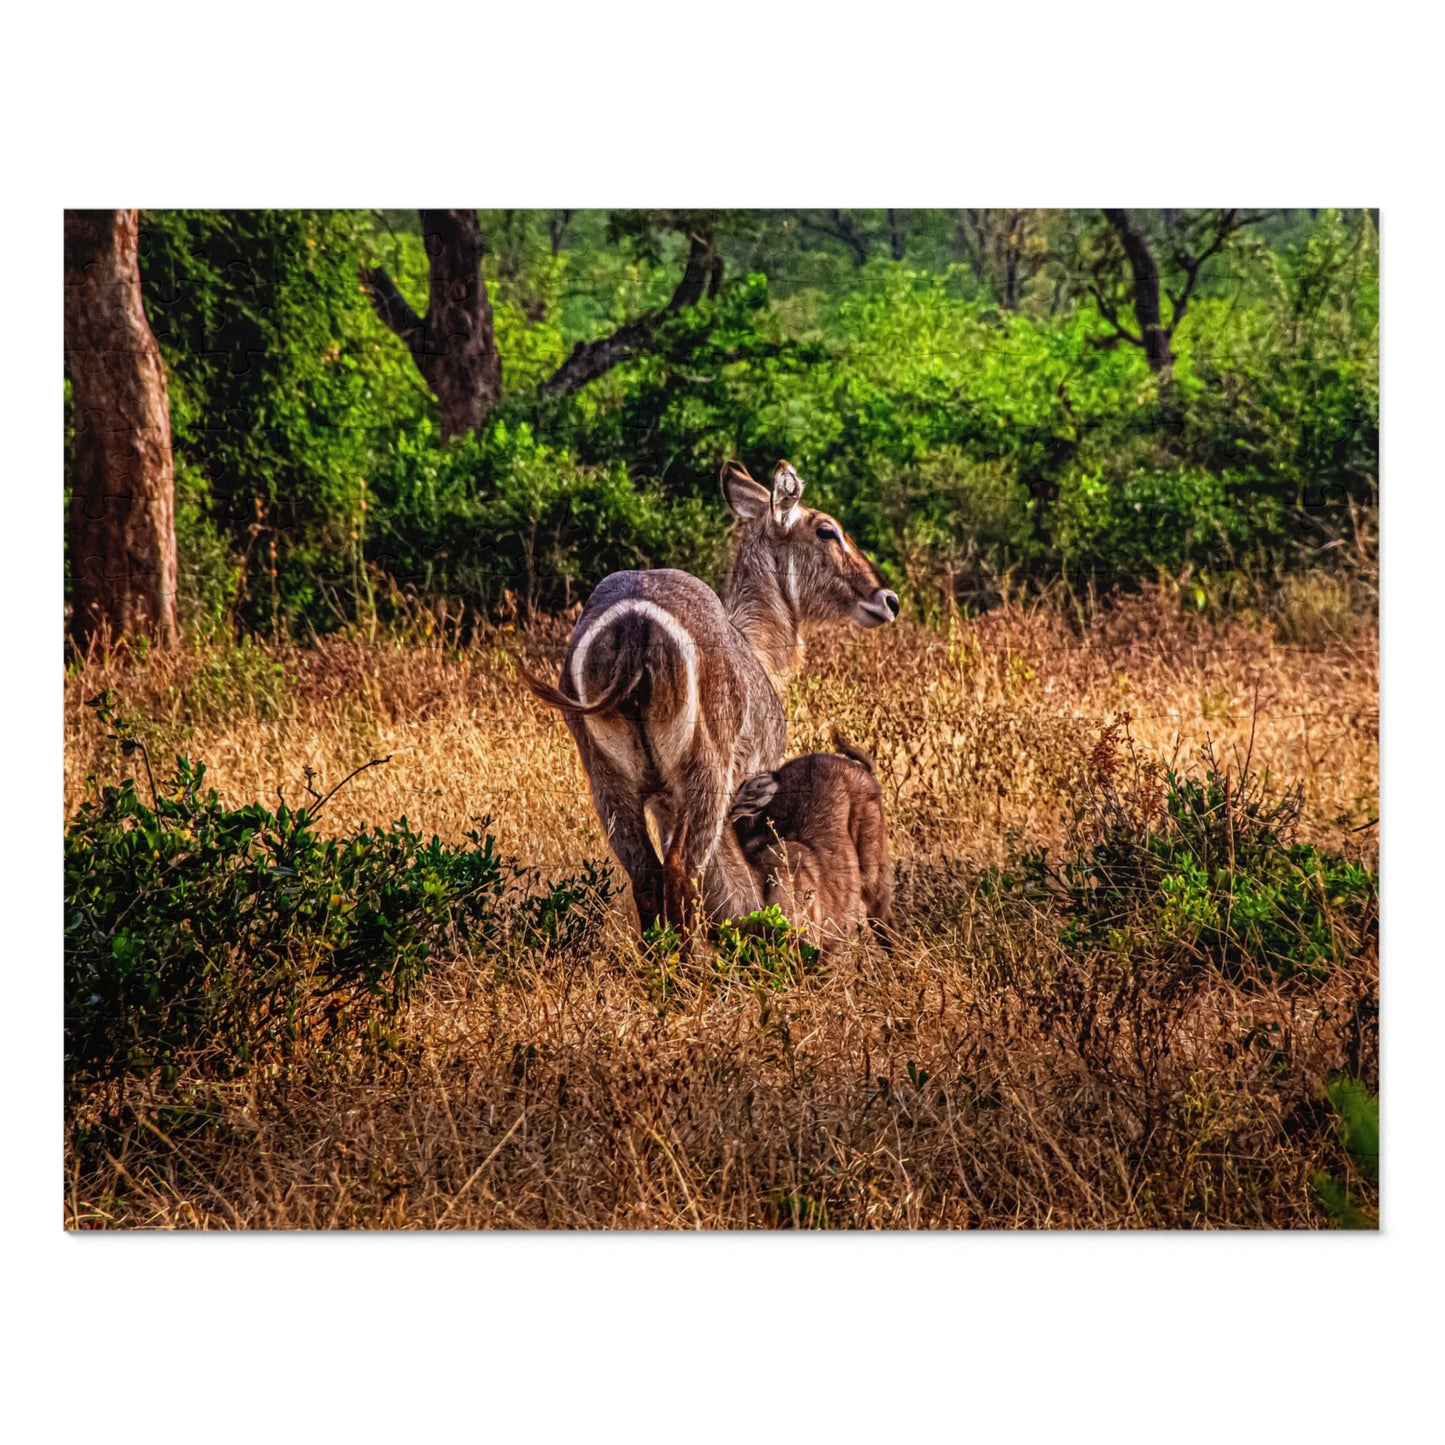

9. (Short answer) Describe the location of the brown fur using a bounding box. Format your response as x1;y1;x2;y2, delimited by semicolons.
730;737;893;953
524;460;897;945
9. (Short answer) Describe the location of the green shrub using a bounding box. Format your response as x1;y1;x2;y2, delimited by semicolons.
173;455;242;637
65;694;608;1083
507;861;615;960
1034;723;1377;983
1311;1076;1379;1228
368;422;722;619
1180;210;1378;539
139;210;427;636
881;450;1030;616
1053;465;1248;589
547;272;818;505
635;908;820;1009
713;905;820;991
638;921;685;1009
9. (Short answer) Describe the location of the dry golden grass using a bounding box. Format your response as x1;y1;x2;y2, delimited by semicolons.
64;588;1378;1229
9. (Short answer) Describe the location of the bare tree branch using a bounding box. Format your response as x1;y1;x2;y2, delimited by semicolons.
359;265;430;377
1087;277;1142;347
540;229;717;400
800;210;872;267
1165;208;1239;326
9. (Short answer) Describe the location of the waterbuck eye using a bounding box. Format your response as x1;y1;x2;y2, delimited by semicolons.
817;523;843;544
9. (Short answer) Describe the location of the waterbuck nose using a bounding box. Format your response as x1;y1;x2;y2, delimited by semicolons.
880;590;900;619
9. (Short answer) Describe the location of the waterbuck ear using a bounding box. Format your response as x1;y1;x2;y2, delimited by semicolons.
720;460;770;522
771;460;804;527
730;771;780;825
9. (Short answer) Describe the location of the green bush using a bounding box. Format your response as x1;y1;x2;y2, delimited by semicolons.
543;272;824;512
139;209;426;635
713;905;821;991
173;454;243;637
1052;465;1248;589
634;906;820;1010
1312;1076;1379;1228
508;861;615;961
1180;210;1378;537
368;421;722;619
1033;724;1377;983
65;694;609;1082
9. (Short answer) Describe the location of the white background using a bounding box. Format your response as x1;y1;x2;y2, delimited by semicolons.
2;4;1436;1440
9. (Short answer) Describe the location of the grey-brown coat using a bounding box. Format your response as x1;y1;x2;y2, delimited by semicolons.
729;740;893;953
525;460;897;941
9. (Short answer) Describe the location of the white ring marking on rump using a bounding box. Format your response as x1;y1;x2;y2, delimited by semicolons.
569;598;700;774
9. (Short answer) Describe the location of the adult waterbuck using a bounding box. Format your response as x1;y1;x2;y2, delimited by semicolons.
524;459;898;942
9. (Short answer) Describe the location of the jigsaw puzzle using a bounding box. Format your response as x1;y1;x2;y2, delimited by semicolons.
63;209;1379;1230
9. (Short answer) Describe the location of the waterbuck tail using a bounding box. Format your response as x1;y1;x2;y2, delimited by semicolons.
831;732;876;774
522;659;644;718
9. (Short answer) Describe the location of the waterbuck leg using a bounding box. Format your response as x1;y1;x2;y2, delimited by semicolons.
666;787;736;952
661;813;695;943
629;864;666;934
601;809;666;933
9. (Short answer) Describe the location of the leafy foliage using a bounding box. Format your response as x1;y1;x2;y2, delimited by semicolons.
1032;721;1377;984
713;905;821;990
65;693;605;1083
366;422;721;620
1312;1076;1380;1228
101;209;1376;639
139;210;428;635
507;861;615;961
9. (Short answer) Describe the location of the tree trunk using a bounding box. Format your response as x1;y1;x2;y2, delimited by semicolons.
887;208;907;262
829;210;871;267
369;212;726;414
1102;208;1173;376
64;209;179;650
362;209;503;439
802;210;871;268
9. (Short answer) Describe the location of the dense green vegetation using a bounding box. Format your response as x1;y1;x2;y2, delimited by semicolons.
63;209;1379;1231
116;208;1375;637
65;693;611;1087
1313;1075;1380;1228
1026;723;1378;985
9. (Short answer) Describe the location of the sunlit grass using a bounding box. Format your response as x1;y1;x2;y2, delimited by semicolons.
64;587;1378;1229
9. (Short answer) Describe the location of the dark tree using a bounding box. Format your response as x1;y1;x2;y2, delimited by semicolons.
364;210;726;433
362;209;503;440
887;209;907;262
799;209;873;267
549;208;574;255
65;209;178;650
539;223;721;399
1091;209;1260;379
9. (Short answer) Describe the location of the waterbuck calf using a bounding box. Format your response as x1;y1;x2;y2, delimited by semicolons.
524;459;898;942
729;740;892;953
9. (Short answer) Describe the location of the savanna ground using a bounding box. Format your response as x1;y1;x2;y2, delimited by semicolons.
63;583;1378;1229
